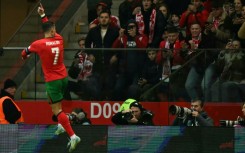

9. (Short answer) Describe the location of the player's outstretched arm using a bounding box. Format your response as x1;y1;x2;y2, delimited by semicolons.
38;3;48;23
37;3;45;17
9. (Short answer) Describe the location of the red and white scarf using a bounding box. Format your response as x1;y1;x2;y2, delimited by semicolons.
135;9;156;43
77;52;93;80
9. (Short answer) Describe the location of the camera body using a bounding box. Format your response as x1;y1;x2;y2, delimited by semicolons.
220;119;245;127
169;105;192;117
123;112;134;120
122;110;153;121
67;114;77;121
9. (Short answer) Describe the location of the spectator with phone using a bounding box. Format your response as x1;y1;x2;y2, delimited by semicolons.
111;19;148;100
204;1;232;48
211;39;245;102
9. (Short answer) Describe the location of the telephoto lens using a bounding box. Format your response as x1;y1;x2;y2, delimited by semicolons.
169;105;192;117
220;119;245;127
220;120;238;127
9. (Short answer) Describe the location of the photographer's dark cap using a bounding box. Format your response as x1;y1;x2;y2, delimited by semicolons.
72;108;84;114
3;79;17;89
130;101;143;111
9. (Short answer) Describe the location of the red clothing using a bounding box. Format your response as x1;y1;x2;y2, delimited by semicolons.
156;40;185;67
112;34;148;48
179;8;209;36
22;16;67;82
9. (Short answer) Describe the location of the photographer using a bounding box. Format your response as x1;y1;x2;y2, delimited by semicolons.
54;107;91;135
235;102;245;127
220;102;245;127
111;100;154;125
69;108;91;125
171;100;214;126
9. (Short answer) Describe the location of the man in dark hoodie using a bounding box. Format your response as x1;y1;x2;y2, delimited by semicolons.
0;79;24;124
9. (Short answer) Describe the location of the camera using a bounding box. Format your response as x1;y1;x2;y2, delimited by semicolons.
122;112;134;120
67;114;77;121
220;119;245;127
169;105;192;117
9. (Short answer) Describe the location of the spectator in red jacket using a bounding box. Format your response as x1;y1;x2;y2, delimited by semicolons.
179;0;209;36
156;26;189;101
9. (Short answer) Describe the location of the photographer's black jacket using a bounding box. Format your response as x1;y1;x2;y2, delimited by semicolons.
111;110;154;125
0;89;21;124
172;111;214;126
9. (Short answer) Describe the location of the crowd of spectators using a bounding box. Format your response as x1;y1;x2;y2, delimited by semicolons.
68;0;245;102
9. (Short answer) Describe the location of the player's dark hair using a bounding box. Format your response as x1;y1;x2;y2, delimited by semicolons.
42;21;55;33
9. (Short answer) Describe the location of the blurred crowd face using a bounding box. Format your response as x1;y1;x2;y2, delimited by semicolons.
167;32;179;44
5;87;16;96
242;6;245;17
234;0;243;12
212;7;223;18
96;5;104;16
242;103;245;116
142;0;152;10
188;3;197;12
190;23;202;37
171;14;180;24
159;5;168;18
127;23;137;33
232;40;241;49
147;50;157;61
225;39;241;52
78;39;85;48
99;12;110;27
191;0;201;8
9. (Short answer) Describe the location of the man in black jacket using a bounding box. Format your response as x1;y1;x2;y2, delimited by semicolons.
0;79;24;124
111;101;154;125
85;9;119;100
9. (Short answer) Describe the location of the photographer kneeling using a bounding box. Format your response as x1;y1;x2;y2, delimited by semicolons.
111;100;154;125
171;100;213;126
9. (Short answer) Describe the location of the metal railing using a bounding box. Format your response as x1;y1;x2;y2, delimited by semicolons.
1;47;244;102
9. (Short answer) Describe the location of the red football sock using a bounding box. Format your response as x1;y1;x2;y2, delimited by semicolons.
57;111;75;137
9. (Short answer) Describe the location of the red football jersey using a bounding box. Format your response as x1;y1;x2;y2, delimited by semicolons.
27;33;67;82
